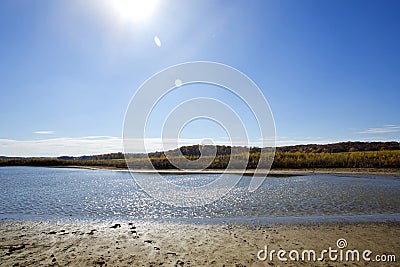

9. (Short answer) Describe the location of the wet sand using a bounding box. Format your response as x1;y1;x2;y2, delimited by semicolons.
1;220;398;266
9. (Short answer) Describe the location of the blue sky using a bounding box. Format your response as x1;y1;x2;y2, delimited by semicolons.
0;0;399;156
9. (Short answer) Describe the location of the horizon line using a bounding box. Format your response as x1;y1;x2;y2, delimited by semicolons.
1;140;399;158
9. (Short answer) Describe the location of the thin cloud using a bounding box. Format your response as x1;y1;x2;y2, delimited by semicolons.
81;136;118;140
0;136;225;157
0;136;122;157
0;136;264;157
34;131;55;135
358;125;400;134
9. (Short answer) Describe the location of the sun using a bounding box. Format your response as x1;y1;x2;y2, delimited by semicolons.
111;0;158;23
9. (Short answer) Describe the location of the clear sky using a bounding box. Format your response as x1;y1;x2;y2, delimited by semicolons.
0;0;399;156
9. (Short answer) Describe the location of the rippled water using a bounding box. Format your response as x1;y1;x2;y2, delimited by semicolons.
0;167;399;223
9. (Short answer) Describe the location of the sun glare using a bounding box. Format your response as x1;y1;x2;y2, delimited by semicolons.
111;0;158;22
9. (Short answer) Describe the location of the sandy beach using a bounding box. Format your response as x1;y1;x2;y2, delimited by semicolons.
0;220;398;266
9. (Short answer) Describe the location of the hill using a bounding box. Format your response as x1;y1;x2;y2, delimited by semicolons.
59;141;400;160
0;141;399;170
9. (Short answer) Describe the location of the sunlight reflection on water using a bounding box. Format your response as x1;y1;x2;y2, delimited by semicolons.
0;167;399;223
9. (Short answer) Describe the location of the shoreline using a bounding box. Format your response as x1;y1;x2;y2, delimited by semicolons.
36;165;400;176
1;219;398;266
2;212;400;226
1;167;398;265
2;165;400;176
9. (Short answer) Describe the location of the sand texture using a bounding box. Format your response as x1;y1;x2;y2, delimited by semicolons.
0;220;399;266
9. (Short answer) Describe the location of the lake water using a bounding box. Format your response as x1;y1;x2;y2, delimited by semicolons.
0;167;399;224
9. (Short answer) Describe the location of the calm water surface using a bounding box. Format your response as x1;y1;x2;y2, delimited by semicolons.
0;167;399;223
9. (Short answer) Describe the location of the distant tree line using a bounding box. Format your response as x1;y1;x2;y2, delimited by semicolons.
1;142;399;169
59;141;400;161
277;141;400;153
